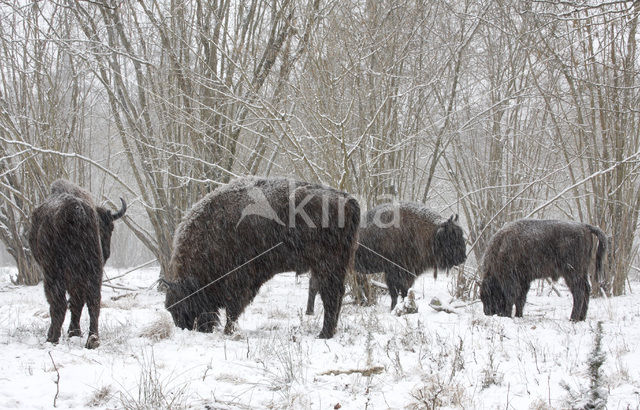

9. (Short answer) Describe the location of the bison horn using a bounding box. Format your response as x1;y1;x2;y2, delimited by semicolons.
111;198;127;220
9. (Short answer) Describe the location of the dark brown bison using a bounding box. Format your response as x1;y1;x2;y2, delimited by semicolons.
479;219;608;321
28;179;126;348
306;202;467;312
164;176;360;339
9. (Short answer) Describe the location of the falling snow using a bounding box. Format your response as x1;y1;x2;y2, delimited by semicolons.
1;267;639;409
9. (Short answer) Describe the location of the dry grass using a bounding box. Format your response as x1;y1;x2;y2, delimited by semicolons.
86;385;113;407
117;348;189;410
139;313;174;342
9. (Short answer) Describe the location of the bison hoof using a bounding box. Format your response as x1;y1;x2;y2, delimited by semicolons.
305;310;314;316
68;329;82;338
85;334;100;349
46;337;60;345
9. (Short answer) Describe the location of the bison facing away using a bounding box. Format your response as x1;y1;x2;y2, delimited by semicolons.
479;219;608;321
28;179;126;348
164;177;360;339
307;202;467;312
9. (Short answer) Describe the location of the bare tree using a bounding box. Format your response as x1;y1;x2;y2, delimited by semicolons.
0;2;96;284
1;0;637;301
65;0;318;276
528;0;640;295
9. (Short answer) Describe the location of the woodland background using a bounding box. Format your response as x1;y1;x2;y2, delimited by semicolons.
0;0;638;299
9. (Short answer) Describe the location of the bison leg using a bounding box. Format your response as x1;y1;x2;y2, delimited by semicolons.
85;290;101;349
224;281;262;334
44;279;67;344
317;271;345;339
388;284;399;310
387;270;410;310
400;286;408;301
306;274;319;315
224;298;245;335
514;281;531;318
196;310;220;332
567;275;590;321
223;314;237;335
67;290;84;338
579;280;591;321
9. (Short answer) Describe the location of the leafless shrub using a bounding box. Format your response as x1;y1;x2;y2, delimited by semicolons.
561;321;608;410
482;346;503;389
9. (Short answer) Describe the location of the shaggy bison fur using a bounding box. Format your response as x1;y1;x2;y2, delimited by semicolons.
164;177;360;339
479;219;608;321
306;202;467;312
28;179;126;348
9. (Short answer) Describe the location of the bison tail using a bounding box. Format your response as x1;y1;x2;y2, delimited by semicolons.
586;224;608;284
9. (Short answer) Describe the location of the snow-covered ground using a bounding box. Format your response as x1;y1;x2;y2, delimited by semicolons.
0;266;639;409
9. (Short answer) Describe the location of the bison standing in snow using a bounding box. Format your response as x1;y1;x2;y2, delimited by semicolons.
28;179;126;348
307;202;467;312
164;177;360;339
356;202;467;310
479;219;608;321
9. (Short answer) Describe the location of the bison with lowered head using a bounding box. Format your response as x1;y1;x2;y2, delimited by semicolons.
307;202;467;312
479;219;608;321
164;176;360;339
28;179;126;349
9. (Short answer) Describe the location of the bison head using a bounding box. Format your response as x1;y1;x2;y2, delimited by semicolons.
96;198;126;262
164;277;211;331
480;275;509;316
433;214;467;270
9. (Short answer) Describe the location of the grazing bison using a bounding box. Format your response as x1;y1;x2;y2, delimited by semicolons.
164;176;360;339
306;202;467;312
479;219;608;321
28;179;126;349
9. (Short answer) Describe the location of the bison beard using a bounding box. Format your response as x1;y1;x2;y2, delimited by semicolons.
479;219;608;321
164;177;360;339
306;202;467;312
28;180;126;349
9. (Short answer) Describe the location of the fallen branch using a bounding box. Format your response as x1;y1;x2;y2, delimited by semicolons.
429;303;457;314
429;297;458;314
110;292;138;301
320;366;384;377
370;280;387;290
451;300;481;309
102;283;139;292
48;351;60;408
103;259;158;283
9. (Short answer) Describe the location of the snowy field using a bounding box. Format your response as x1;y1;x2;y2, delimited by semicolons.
1;266;639;409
